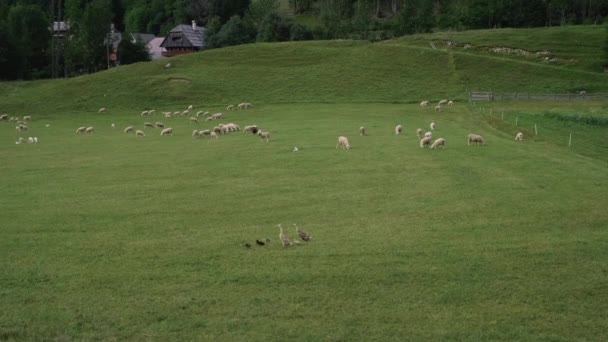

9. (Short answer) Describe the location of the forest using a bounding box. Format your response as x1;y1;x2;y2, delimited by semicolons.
1;0;607;80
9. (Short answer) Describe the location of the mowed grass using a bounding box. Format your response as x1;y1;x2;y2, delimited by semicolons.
1;101;607;340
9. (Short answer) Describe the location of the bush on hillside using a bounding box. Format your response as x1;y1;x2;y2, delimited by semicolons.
207;15;256;48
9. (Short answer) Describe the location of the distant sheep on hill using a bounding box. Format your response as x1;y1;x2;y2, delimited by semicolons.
420;101;429;107
98;108;106;113
515;132;523;141
190;117;198;123
85;126;95;134
160;127;173;136
416;128;423;139
155;122;165;128
419;136;432;148
359;127;365;136
438;100;448;106
76;126;86;134
238;102;254;109
226;105;235;111
435;105;442;112
430;122;436;130
136;130;145;137
258;131;270;142
395;125;402;135
144;122;154;128
468;134;485;146
448;100;454;106
23;116;31;121
124;126;134;133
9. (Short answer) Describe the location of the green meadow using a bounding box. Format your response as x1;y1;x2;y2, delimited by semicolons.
1;26;607;340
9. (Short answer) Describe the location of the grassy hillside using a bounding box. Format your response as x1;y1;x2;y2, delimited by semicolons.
1;26;607;340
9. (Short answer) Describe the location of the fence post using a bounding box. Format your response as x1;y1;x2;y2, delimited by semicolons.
534;124;537;135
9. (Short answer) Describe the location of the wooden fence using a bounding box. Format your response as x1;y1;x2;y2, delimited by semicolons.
469;92;608;101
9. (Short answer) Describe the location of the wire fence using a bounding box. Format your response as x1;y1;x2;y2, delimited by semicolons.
469;92;608;101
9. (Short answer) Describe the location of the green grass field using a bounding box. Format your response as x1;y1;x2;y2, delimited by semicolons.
1;26;608;340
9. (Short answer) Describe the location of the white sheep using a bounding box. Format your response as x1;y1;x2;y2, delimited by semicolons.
211;113;223;120
438;99;448;106
0;114;8;120
258;131;270;142
238;102;254;109
210;131;218;139
140;110;149;117
144;122;154;128
160;127;173;136
148;110;155;115
28;137;34;143
395;125;402;135
430;122;436;130
16;124;28;132
430;138;446;149
196;111;205;117
135;130;145;137
111;123;116;129
226;105;235;111
23;116;31;121
336;136;350;149
181;110;190;116
98;108;106;113
435;105;442;112
515;132;523;141
420;101;429;107
419;136;432;148
190;117;198;123
187;105;193;111
416;128;423;139
359;126;366;136
243;125;258;134
468;133;485;146
424;131;432;138
155;122;165;128
33;137;38;143
192;129;200;138
85;126;95;134
124;126;134;134
16;137;25;144
448;100;454;106
76;126;87;134
200;129;211;136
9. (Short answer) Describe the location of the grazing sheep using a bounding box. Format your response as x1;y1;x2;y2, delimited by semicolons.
258;130;271;142
438;99;448;106
424;131;432;138
210;131;218;139
395;125;402;135
279;224;294;247
187;105;193;111
430;122;436;130
76;126;87;134
164;113;172;118
16;137;25;144
124;126;134;133
148;110;155;115
515;132;524;141
181;110;189;116
98;108;106;113
111;123;116;129
135;130;145;137
192;129;200;137
202;111;210;117
419;136;432;148
0;114;8;120
23;116;31;121
420;101;429;107
435;105;442;112
211;113;223;120
199;129;211;136
144;122;154;128
430;138;446;149
448;100;454;106
359;126;366;136
220;125;230;135
140;110;149;117
196;111;205;117
238;102;254;109
160;127;173;136
336;136;350;149
173;111;180;116
416;128;423;139
205;116;214;122
16;124;28;132
85;126;95;134
243;125;258;134
28;137;34;143
190;117;198;123
155;122;165;128
226;105;235;111
212;126;222;134
33;137;38;143
467;133;485;146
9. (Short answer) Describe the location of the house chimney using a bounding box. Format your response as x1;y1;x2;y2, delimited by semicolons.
192;20;196;30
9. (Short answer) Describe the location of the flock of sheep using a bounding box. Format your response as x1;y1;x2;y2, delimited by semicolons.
0;114;41;144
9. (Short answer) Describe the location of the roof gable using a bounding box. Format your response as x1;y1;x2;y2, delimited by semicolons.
160;24;205;49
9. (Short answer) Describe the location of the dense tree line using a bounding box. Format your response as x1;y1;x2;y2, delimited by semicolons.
0;0;607;80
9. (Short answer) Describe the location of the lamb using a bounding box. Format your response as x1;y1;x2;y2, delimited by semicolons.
424;131;432;138
144;122;154;128
515;132;524;141
98;108;106;113
395;125;402;135
124;126;134;133
135;130;145;137
359;126;366;136
190;117;198;123
226;105;235;111
419;136;432;148
258;130;271;142
76;126;87;134
430;122;436;130
430;138;446;149
336;136;350;149
448;100;454;106
435;105;442;112
420;101;429;107
467;133;485;146
85;126;95;134
155;122;165;128
416;128;423;139
23;116;31;121
160;127;173;136
438;99;448;106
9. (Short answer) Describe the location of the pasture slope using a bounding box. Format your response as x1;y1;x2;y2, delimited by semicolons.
1;26;607;341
